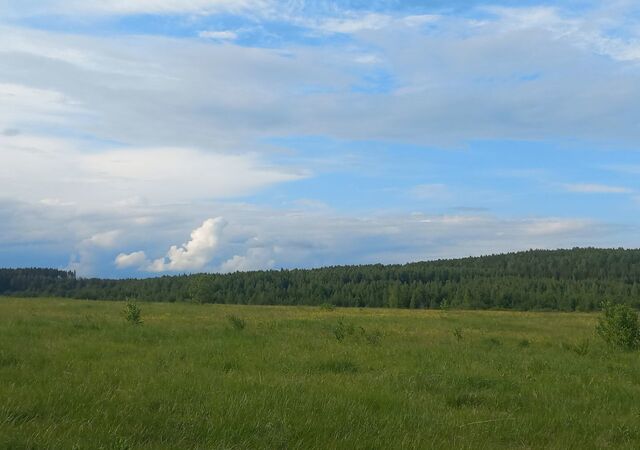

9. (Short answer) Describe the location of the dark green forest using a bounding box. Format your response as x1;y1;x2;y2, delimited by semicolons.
2;248;640;311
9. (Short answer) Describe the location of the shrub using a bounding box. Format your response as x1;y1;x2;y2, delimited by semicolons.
518;339;531;348
227;314;246;331
333;318;355;341
365;329;384;345
123;301;142;325
0;351;19;368
332;319;383;345
596;301;640;350
452;327;463;342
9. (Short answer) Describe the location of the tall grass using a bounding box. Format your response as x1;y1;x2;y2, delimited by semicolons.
1;298;639;448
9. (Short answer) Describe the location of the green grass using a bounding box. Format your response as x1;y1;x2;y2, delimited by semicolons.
1;298;640;449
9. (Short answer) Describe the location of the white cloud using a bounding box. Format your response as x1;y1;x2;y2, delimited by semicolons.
309;12;443;35
3;194;631;276
3;0;271;17
483;5;640;62
563;183;633;194
67;230;123;276
316;13;393;34
401;15;440;27
148;217;227;272
0;82;81;126
198;30;238;41
2;11;640;151
0;134;304;207
521;219;590;236
220;246;276;273
85;230;121;248
115;251;148;269
82;147;305;202
2;4;640;276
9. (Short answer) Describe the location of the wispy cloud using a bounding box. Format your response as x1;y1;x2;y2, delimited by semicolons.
0;134;304;207
198;30;238;41
602;164;640;175
2;0;271;17
563;183;633;194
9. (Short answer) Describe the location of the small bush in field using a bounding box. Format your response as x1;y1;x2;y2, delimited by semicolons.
227;314;246;331
453;327;463;342
123;301;142;325
365;329;383;345
518;339;531;348
333;318;355;341
596;301;640;350
332;318;383;344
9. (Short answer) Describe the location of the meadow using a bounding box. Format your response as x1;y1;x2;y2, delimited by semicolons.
1;297;640;449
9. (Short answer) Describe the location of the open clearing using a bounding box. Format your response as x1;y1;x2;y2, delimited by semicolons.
1;298;640;449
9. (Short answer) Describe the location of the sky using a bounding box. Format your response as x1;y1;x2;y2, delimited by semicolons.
1;0;639;278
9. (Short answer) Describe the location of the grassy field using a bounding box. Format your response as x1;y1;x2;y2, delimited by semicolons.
1;298;640;449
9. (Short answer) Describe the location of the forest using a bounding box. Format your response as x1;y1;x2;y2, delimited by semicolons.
2;248;640;311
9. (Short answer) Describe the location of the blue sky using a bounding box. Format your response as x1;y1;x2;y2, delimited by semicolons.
0;0;639;277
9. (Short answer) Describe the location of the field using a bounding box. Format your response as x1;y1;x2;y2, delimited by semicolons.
1;298;640;449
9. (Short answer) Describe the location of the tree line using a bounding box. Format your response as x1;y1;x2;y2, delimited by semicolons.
2;248;640;311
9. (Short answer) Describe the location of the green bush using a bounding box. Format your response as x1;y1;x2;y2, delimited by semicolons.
333;318;353;341
452;327;463;342
226;314;246;331
365;329;383;345
123;301;142;325
596;301;640;350
518;339;531;348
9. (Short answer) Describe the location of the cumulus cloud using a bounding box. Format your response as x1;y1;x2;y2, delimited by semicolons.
85;230;121;249
67;230;123;275
148;218;227;272
220;246;276;273
3;193;632;277
115;251;148;269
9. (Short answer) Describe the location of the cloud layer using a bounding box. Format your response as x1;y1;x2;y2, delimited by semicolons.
1;2;639;276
